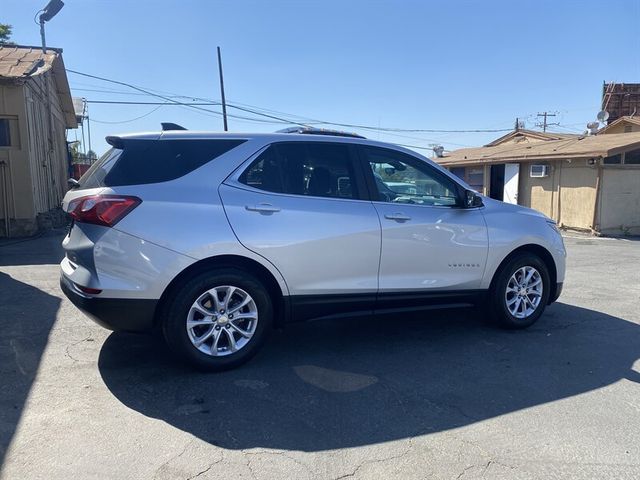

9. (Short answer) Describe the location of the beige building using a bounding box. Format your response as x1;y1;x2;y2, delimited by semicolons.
0;44;77;237
437;129;640;236
598;115;640;135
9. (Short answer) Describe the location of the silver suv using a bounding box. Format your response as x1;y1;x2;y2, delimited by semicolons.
60;127;566;370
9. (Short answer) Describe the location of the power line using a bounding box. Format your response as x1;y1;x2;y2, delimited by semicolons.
67;69;512;136
85;100;295;125
90;103;168;124
70;76;594;142
75;69;599;152
67;69;309;127
88;100;217;105
83;99;473;147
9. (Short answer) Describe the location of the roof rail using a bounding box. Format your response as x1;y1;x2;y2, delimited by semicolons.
161;122;187;131
277;126;366;139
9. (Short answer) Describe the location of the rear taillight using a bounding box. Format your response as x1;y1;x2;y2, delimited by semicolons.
67;195;141;227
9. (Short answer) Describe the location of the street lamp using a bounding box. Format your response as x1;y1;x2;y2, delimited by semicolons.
38;0;64;53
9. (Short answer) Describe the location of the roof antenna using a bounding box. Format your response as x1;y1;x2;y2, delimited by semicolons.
161;123;187;131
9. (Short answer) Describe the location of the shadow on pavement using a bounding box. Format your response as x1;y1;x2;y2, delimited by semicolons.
0;272;61;465
98;303;640;452
0;229;66;267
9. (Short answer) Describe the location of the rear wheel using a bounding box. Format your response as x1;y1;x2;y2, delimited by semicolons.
488;253;550;329
161;268;273;371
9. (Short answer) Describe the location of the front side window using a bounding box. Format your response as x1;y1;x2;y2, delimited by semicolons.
363;146;460;206
239;142;359;199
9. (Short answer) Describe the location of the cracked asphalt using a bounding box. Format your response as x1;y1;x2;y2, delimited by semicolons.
1;230;639;479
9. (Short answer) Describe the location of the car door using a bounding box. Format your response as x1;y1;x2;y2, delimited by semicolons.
219;140;381;320
359;145;488;304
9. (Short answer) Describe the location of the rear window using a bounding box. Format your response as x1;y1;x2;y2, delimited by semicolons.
78;139;245;188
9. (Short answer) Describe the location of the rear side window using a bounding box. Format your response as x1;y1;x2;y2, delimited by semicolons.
78;148;122;189
79;139;245;188
239;142;359;199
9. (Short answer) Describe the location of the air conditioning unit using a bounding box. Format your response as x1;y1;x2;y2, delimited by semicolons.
530;164;549;178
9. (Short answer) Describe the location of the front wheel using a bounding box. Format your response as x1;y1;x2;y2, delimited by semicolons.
488;253;551;329
161;268;273;371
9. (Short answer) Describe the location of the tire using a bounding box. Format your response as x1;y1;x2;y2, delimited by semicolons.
488;252;551;329
161;268;273;371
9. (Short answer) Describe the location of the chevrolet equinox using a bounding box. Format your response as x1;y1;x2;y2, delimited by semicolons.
60;127;566;370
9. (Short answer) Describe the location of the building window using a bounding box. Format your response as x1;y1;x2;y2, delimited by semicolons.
450;166;484;193
603;154;622;164
624;125;633;133
466;167;484;192
0;119;11;147
624;148;640;165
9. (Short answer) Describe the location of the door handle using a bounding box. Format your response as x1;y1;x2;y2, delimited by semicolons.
384;213;411;221
245;203;281;213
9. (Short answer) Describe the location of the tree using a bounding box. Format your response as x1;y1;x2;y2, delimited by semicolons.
0;24;13;45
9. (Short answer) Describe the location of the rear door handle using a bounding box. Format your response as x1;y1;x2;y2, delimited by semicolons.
384;213;411;221
245;203;281;213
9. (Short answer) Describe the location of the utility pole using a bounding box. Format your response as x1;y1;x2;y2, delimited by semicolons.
536;111;558;132
37;0;64;209
217;46;228;131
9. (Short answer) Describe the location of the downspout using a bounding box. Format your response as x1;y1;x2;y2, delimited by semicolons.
45;71;56;212
591;158;603;235
0;160;9;237
556;160;563;225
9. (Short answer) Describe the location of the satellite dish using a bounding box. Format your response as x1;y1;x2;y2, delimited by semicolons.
597;110;610;123
432;145;445;158
586;121;600;135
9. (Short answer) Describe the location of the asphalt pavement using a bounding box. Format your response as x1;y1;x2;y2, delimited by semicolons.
1;230;639;479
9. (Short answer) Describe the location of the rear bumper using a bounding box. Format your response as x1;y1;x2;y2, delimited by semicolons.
60;275;157;332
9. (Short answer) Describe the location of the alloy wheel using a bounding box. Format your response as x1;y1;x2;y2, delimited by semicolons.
505;266;543;319
186;285;258;356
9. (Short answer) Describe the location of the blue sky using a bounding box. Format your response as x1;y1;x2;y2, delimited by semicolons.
4;0;640;155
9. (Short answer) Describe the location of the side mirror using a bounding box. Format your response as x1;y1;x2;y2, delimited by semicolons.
67;178;80;189
464;189;483;208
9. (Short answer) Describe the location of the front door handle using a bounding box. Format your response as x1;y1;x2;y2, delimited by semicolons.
384;213;411;221
245;203;281;214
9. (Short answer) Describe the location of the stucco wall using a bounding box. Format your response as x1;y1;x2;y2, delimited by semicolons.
597;167;640;235
557;163;598;229
0;83;37;236
519;160;598;230
602;122;640;135
0;71;70;236
518;160;558;219
25;73;69;215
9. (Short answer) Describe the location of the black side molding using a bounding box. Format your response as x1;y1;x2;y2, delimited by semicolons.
287;290;486;324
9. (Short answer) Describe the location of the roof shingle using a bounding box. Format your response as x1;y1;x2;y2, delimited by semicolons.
0;45;76;128
436;132;640;166
0;45;60;79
